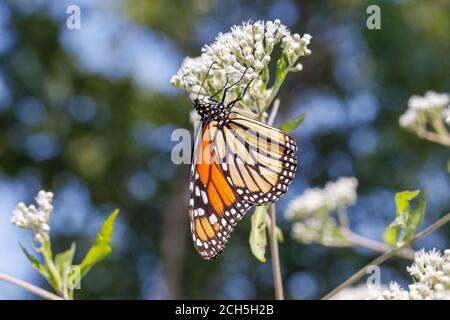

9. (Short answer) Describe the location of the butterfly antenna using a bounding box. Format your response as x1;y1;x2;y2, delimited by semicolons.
196;62;217;100
220;67;249;104
227;79;254;109
227;67;248;90
209;74;229;101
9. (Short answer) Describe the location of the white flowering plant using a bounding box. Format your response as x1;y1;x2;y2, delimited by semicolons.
170;20;450;301
171;20;311;299
10;190;120;300
335;249;450;300
171;20;311;124
285;177;358;247
319;89;450;300
376;249;450;300
285;179;429;261
399;91;450;148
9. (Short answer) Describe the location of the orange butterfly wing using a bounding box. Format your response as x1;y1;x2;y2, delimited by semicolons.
189;113;298;260
189;121;250;260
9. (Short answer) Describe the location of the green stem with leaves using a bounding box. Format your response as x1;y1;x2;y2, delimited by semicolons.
41;240;65;298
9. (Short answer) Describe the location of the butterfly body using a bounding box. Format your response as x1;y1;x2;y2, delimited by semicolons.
189;96;298;260
193;98;231;128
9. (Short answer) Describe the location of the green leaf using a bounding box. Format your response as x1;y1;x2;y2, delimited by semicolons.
411;197;426;229
384;190;426;247
383;226;399;247
447;159;450;173
395;190;420;217
260;65;269;94
249;206;267;262
19;243;49;279
55;243;76;280
280;113;307;133
275;54;288;82
76;209;120;278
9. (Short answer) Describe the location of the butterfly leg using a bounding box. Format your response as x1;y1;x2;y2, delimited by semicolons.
226;79;254;108
209;75;229;102
220;68;249;104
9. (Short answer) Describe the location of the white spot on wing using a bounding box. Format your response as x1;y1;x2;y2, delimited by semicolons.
209;214;218;225
201;190;208;204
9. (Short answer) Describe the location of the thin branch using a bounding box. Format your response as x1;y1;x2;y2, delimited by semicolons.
0;272;63;300
337;206;349;229
259;94;284;300
337;207;414;260
430;118;450;136
342;229;415;260
416;129;450;147
267;99;280;126
268;204;284;300
322;213;450;300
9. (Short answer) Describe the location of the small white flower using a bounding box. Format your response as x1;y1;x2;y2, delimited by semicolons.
11;190;54;244
444;107;450;124
332;284;385;300
291;217;348;247
376;282;410;300
324;177;358;209
400;90;449;141
285;188;326;219
408;91;449;111
399;109;418;128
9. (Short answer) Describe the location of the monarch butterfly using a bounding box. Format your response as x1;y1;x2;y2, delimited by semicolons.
188;68;298;260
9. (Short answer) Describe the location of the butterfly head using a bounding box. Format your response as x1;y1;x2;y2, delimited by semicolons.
193;99;230;126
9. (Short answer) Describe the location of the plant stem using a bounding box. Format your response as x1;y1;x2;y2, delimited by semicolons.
337;206;414;260
262;76;286;115
337;206;349;229
416;129;450;147
42;240;64;298
342;229;415;260
322;213;450;300
0;272;63;300
259;99;284;300
431;118;449;136
267;99;280;126
268;204;284;300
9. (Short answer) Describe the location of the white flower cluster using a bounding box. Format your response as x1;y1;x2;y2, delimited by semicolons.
285;177;358;247
170;20;311;103
291;216;349;247
374;249;450;300
399;91;450;129
332;284;385;300
11;190;54;244
285;177;358;220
